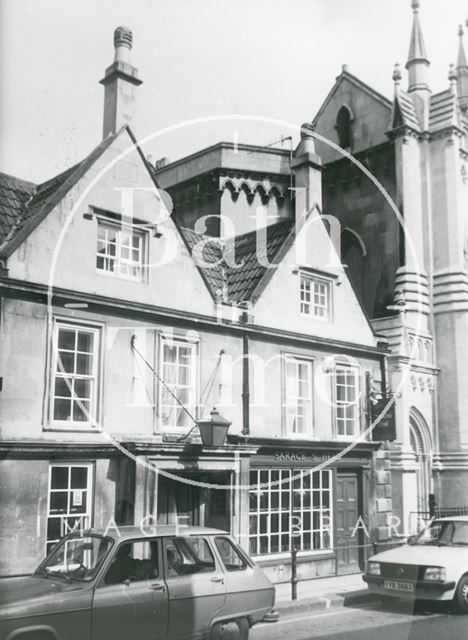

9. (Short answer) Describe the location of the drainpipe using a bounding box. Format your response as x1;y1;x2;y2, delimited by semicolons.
242;332;250;435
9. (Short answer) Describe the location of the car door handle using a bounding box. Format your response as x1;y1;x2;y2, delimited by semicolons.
211;576;224;583
149;583;166;591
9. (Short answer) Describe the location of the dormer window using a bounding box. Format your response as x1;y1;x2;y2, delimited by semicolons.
300;273;332;321
336;106;352;149
96;218;146;282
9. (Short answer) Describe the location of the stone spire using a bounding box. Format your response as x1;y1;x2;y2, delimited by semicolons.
406;1;430;94
99;26;143;139
456;22;468;112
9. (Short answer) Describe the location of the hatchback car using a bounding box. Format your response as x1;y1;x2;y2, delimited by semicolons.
0;526;275;640
363;516;468;612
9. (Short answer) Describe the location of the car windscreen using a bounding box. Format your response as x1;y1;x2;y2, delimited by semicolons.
36;534;113;581
413;520;468;546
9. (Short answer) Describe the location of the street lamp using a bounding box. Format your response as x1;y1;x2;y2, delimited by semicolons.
197;408;232;447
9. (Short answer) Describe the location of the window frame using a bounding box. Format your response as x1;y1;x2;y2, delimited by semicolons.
214;536;248;572
49;319;103;429
102;538;161;586
282;354;314;437
333;363;361;439
46;462;94;555
248;468;334;558
96;216;148;283
158;334;199;433
162;536;217;577
299;272;332;322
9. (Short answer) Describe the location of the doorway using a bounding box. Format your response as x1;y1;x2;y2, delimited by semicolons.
156;471;232;532
336;473;361;574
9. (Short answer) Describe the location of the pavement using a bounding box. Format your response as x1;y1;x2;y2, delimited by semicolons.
271;572;377;616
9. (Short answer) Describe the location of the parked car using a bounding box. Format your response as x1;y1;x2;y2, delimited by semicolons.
0;525;276;640
363;516;468;612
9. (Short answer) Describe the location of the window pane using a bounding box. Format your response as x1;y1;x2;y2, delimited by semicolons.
74;379;91;400
54;398;72;421
50;492;68;513
54;377;72;398
77;332;94;353
164;537;215;577
47;517;61;542
57;352;75;374
58;329;76;350
73;400;90;422
214;538;246;571
76;354;93;376
51;466;69;489
71;467;88;489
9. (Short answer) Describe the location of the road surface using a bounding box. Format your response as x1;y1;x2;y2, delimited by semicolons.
252;599;468;640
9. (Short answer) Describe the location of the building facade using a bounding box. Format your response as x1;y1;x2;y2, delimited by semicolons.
155;1;468;535
0;27;392;584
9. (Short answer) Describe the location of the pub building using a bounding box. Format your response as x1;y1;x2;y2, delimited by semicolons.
0;25;394;583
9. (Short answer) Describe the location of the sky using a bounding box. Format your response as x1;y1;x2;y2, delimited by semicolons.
0;0;467;183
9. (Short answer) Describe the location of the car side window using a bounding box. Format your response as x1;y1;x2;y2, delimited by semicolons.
452;522;468;545
163;536;216;577
214;537;247;572
104;540;159;585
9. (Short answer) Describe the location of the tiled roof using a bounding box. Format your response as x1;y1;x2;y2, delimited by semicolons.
180;219;294;302
0;174;36;245
0;164;81;252
429;90;463;132
0;130;121;257
391;90;421;131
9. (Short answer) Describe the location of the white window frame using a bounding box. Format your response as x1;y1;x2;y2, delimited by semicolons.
96;217;147;282
46;462;93;554
299;273;332;321
49;319;102;429
334;363;360;439
158;335;198;432
249;468;333;557
283;355;314;437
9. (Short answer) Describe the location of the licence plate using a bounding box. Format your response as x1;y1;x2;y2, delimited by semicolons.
383;580;414;592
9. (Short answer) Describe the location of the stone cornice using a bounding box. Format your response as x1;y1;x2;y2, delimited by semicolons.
0;276;387;359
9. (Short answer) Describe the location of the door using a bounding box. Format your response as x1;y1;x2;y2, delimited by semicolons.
336;474;360;574
92;539;168;640
163;536;226;640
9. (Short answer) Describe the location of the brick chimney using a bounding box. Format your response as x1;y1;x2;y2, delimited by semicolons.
100;26;142;138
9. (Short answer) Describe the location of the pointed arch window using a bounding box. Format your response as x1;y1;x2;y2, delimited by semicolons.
336;106;352;149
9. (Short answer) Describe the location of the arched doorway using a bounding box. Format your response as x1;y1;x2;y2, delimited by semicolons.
409;411;432;514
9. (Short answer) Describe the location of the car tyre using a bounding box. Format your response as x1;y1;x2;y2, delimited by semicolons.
210;618;249;640
454;575;468;614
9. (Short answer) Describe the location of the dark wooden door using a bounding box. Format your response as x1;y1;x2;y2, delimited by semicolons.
336;473;360;574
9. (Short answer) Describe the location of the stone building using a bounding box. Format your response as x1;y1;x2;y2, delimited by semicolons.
0;25;392;584
312;0;468;530
154;0;468;535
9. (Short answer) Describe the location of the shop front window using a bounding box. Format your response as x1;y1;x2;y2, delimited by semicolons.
249;468;333;556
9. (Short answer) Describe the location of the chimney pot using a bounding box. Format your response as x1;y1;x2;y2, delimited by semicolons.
114;26;133;50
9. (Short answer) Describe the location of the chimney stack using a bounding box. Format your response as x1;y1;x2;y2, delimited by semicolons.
292;123;322;218
100;26;142;139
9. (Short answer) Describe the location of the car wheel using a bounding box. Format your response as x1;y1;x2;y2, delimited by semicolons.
210;618;249;640
454;575;468;614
